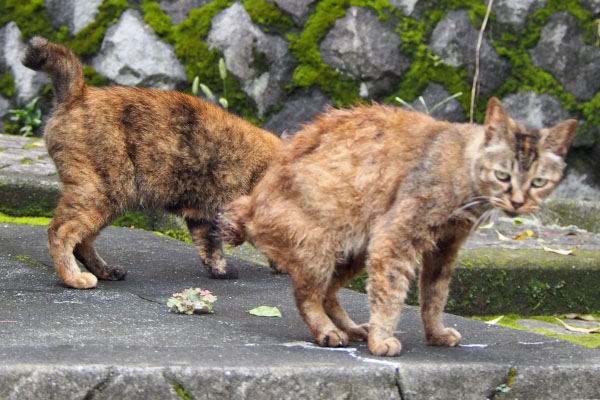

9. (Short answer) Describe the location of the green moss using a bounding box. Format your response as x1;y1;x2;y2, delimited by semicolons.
141;0;173;38
63;0;129;57
0;211;51;225
348;249;600;316
1;0;55;40
243;0;293;32
168;1;260;121
153;228;192;244
287;0;361;107
0;71;16;98
474;314;600;349
172;381;194;400
83;66;110;87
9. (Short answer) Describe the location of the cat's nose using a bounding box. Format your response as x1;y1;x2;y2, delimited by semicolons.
510;200;524;210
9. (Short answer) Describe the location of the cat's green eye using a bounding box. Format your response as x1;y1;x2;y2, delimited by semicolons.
531;177;548;188
494;170;510;182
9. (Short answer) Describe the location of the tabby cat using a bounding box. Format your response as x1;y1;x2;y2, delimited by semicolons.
220;98;576;356
22;37;281;289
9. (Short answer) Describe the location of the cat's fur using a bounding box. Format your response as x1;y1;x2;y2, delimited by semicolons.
220;98;576;356
22;37;282;289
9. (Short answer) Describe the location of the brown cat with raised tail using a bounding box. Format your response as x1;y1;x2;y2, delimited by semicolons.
220;98;576;356
22;37;281;289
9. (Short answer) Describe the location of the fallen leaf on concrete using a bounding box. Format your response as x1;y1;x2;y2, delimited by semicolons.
562;314;600;322
485;316;504;325
512;230;534;240
540;245;577;255
554;317;600;333
248;306;282;318
496;230;512;241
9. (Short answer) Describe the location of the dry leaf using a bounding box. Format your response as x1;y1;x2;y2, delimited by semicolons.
554;317;600;334
541;245;577;256
485;316;504;325
562;314;599;322
513;230;535;240
496;230;512;241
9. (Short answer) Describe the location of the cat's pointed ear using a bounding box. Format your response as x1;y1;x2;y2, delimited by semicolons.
484;97;509;144
541;119;577;157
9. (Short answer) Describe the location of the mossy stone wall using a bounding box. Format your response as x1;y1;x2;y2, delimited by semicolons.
1;0;599;180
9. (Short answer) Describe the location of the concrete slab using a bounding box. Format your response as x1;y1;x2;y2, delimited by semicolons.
1;223;599;399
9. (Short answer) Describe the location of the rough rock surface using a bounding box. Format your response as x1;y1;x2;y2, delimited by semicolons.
530;11;600;102
405;83;467;122
263;88;332;136
44;0;104;34
206;3;296;117
0;23;48;104
268;0;318;25
320;6;410;85
91;9;187;90
389;0;419;16
429;10;510;94
0;96;9;119
157;0;211;25
493;0;547;31
580;0;600;13
501;91;572;130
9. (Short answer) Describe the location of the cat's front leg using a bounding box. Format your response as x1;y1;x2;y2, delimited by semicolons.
419;231;468;347
366;243;418;356
185;217;238;279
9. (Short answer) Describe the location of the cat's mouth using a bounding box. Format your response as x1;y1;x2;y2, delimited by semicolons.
503;210;520;218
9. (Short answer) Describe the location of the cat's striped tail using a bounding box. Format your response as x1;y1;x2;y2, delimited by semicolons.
22;36;85;104
219;196;253;246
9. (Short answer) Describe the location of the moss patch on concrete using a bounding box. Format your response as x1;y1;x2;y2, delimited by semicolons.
0;211;51;225
474;314;600;349
347;248;600;316
544;199;600;233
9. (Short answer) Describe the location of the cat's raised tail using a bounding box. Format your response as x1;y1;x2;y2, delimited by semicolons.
22;36;85;104
220;196;253;246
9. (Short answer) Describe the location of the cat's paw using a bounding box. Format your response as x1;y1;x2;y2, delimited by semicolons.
346;325;369;341
316;329;349;348
67;272;98;289
97;265;127;281
426;327;462;347
368;336;402;357
210;264;239;279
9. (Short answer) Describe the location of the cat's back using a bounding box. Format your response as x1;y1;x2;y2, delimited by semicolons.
275;104;451;186
257;104;453;223
283;104;448;166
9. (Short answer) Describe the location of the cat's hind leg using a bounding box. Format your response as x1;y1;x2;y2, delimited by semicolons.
289;262;351;348
323;253;369;341
185;217;238;279
419;231;467;347
74;232;127;281
48;195;114;289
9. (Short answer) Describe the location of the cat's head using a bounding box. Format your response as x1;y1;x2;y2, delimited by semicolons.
474;97;577;217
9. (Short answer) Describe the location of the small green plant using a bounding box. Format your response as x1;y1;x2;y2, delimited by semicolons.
192;57;229;109
167;288;217;314
8;97;42;136
395;92;463;115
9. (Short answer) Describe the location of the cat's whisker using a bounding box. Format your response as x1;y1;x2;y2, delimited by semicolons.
449;196;492;218
470;209;500;234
